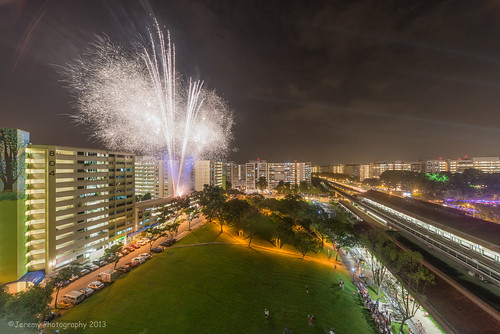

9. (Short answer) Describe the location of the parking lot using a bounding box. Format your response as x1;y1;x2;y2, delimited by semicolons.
51;216;206;307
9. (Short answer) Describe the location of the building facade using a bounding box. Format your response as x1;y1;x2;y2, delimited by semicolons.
194;160;225;191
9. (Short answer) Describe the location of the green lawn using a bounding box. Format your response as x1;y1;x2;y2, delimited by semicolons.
48;224;377;334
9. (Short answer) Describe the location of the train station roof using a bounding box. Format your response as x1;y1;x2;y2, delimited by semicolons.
361;190;500;252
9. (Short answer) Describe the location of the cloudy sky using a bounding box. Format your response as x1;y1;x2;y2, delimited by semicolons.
2;0;500;164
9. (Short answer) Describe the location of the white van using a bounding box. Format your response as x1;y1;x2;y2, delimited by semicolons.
62;290;85;305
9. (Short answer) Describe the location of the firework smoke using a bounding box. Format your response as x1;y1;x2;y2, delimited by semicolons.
63;21;233;195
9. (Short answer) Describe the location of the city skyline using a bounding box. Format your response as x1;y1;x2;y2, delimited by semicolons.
2;1;500;164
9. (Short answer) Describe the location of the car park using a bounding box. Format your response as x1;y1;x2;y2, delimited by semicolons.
78;287;95;297
87;281;104;291
150;247;163;253
139;253;151;260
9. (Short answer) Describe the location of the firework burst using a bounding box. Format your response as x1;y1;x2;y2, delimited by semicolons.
63;21;233;195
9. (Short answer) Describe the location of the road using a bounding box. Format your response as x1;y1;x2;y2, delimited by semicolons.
51;216;206;307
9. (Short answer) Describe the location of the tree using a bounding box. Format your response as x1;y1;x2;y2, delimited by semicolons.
270;214;296;249
147;226;167;251
104;242;123;270
161;195;190;226
51;264;80;308
257;177;267;191
0;283;13;318
198;184;226;232
184;205;200;231
330;219;358;261
389;249;434;333
221;198;252;227
3;284;53;323
0;128;26;193
232;206;265;247
225;180;232;190
275;180;287;194
360;230;394;295
142;192;152;201
292;225;321;259
165;221;181;239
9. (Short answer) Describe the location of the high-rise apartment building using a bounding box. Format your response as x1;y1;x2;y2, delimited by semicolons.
425;159;448;174
246;160;268;191
134;156;165;199
194;160;225;191
0;129;135;282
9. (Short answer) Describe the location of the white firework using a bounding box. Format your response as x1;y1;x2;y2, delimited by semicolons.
64;22;233;195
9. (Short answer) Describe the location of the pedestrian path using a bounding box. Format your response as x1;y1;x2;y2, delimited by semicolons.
341;247;443;334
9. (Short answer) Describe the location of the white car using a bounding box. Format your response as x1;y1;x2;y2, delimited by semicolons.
87;281;104;291
139;253;151;260
138;240;146;246
132;256;145;264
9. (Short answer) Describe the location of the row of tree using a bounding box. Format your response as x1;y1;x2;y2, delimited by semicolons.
361;229;434;333
197;185;358;259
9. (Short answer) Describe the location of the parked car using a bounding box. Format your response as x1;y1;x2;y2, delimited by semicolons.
117;253;124;259
139;253;151;260
161;239;176;247
137;240;146;246
93;260;107;267
117;265;130;273
132;243;141;249
125;261;139;268
85;264;99;271
42;311;56;322
106;255;117;263
69;274;79;282
62;291;85;305
87;281;104;291
79;268;91;276
132;257;145;264
126;246;136;252
121;249;129;255
78;287;95;297
150;247;163;253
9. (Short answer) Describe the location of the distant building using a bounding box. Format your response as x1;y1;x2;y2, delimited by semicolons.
135;156;165;199
424;159;448;174
245;160;268;191
344;164;360;179
330;164;345;174
194;160;225;191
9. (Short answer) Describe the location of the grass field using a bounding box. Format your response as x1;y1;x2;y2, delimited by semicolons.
48;224;377;333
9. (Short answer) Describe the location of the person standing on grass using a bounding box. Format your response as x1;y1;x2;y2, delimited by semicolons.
305;285;309;294
265;309;270;319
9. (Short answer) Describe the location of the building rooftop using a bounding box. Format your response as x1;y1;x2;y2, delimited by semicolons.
361;190;500;252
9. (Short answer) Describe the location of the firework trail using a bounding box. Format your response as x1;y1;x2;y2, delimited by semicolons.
63;20;233;195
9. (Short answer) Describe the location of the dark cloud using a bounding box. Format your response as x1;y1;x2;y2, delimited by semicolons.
1;0;500;164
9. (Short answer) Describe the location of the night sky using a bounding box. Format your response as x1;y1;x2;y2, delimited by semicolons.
2;0;500;165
